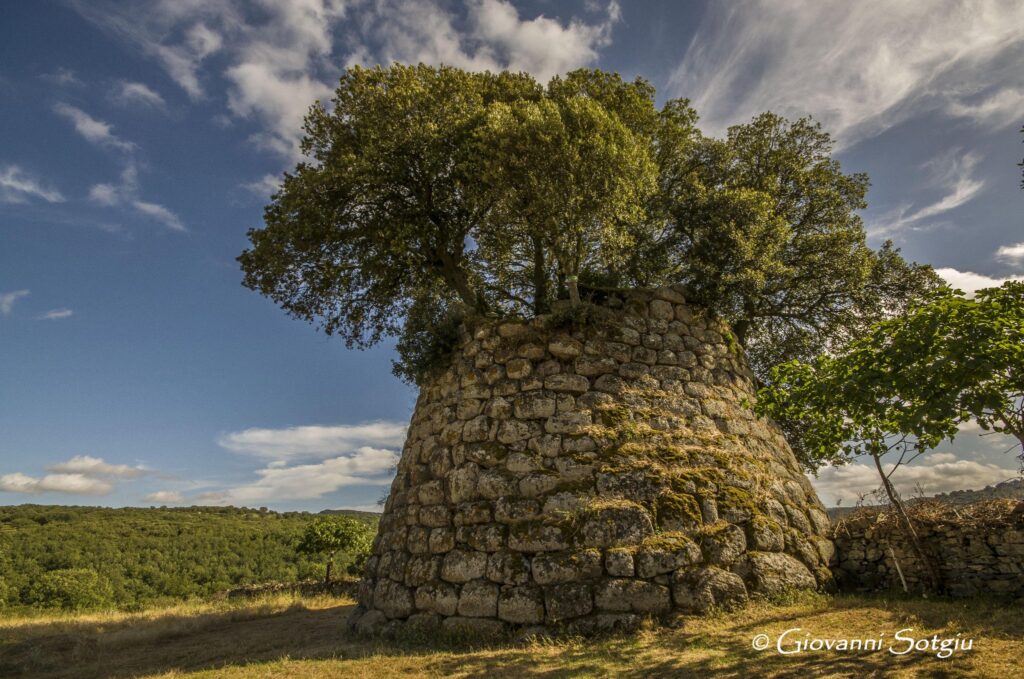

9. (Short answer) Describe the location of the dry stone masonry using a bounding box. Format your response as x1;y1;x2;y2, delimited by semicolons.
832;500;1024;597
349;287;834;636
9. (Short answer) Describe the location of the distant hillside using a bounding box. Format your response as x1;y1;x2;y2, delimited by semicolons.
0;504;378;611
930;478;1024;504
826;478;1024;521
319;508;381;518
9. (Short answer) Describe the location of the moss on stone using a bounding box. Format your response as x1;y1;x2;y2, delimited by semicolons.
640;531;698;552
656;492;702;528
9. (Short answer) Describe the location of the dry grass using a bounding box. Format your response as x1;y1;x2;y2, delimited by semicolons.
1;591;1020;678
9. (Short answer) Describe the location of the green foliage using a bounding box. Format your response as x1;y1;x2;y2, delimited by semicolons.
756;282;1024;472
239;64;937;390
392;288;466;384
296;516;375;580
0;505;379;611
27;568;114;611
659;113;942;381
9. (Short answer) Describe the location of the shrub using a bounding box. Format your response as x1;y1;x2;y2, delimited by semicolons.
27;568;115;611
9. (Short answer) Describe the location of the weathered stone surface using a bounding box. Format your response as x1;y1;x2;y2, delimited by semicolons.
487;550;532;586
594;578;671;614
513;392;556;419
544;582;593;622
358;290;831;632
738;552;816;595
701;523;747;565
440;549;487;583
548;337;583;360
577;503;655;548
497;585;545;624
605;548;635;577
545;374;590;394
531;549;603;585
374;579;414;619
672;566;748;613
458;579;499;617
508;520;571;552
635;535;702;578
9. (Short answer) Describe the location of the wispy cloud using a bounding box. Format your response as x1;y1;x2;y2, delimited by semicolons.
72;0;620;158
240;174;281;197
810;452;1018;506
132;200;186;232
0;290;30;316
143;490;184;504
948;87;1024;128
47;455;145;479
870;150;986;236
996;241;1024;263
935;268;1024;295
0;455;148;497
53;103;136;152
669;0;1024;148
35;308;73;321
41;67;84;87
110;80;167;109
88;163;187;232
0;164;65;204
0;472;113;496
196;447;399;505
218;421;407;461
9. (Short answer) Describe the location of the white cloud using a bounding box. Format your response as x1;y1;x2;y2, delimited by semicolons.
47;455;146;479
0;472;113;496
36;308;73;321
948;87;1024;128
144;490;185;504
53;103;136;152
0;165;65;204
72;0;620;158
0;290;30;316
88;183;119;206
42;67;84;87
669;1;1024;148
111;80;167;109
87;162;188;232
197;447;398;505
870;150;986;235
810;454;1018;506
240;174;281;197
996;241;1024;263
935;267;1024;295
218;421;407;460
132;200;187;232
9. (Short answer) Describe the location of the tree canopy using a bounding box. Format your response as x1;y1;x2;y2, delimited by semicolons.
239;63;939;386
756;281;1024;473
296;516;374;583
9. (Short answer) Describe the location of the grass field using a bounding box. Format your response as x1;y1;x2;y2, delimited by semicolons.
1;592;1019;678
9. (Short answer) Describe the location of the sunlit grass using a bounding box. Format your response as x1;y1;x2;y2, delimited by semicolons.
1;591;1019;678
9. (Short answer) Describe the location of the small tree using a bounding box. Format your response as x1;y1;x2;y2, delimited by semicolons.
756;281;1024;593
296;517;374;584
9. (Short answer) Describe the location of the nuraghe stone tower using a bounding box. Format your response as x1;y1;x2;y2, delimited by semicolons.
350;287;833;636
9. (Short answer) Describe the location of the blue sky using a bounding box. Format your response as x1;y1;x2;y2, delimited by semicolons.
1;0;1022;511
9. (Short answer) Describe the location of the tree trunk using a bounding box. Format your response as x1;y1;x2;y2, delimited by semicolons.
871;453;942;594
567;275;580;306
532;236;548;315
325;558;333;585
435;246;481;312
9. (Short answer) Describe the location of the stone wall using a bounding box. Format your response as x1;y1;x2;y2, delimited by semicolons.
832;500;1024;597
349;287;834;636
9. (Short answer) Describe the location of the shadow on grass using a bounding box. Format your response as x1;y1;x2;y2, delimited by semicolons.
0;594;1017;678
